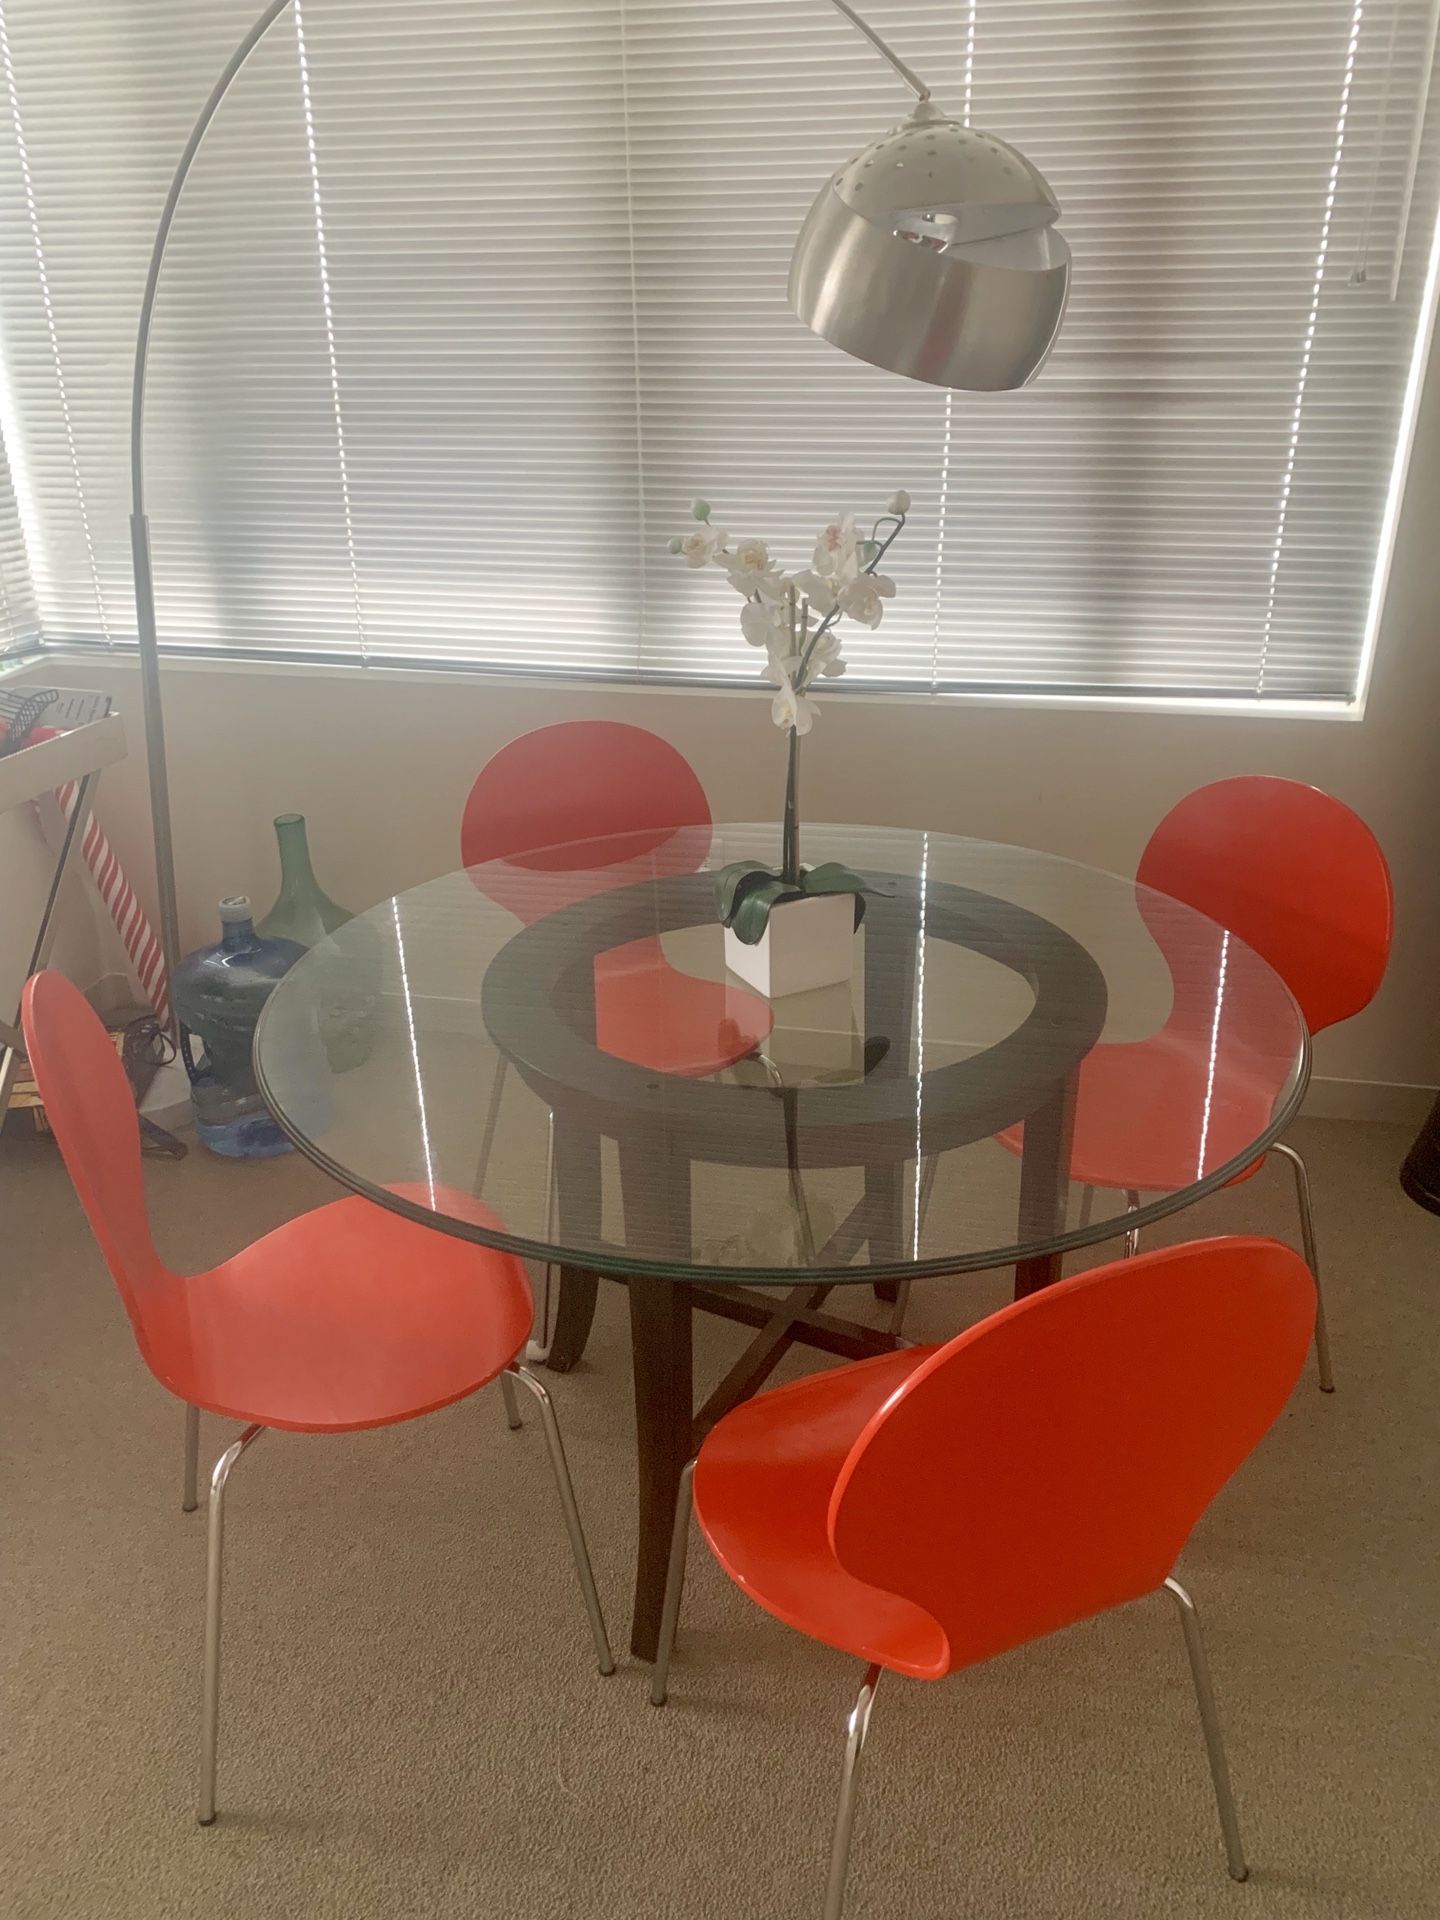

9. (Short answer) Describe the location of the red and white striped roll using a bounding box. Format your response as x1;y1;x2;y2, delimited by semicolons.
53;777;170;1026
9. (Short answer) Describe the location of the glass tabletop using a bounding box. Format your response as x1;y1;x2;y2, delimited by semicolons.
254;823;1309;1285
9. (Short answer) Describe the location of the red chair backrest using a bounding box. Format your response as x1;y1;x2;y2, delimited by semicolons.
1137;777;1392;1036
460;721;715;925
21;972;174;1359
461;719;711;872
829;1237;1314;1676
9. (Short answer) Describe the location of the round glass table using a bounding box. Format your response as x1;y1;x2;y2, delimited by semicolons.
255;823;1309;1656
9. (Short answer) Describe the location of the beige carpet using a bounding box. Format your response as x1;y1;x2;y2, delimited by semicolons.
2;1118;1437;1920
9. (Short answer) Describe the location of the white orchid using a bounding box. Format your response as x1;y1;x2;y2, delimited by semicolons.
837;572;896;629
671;490;910;722
808;629;843;671
728;537;773;578
726;538;787;603
762;646;803;686
789;568;838;618
812;514;859;579
813;632;848;678
679;523;726;568
740;599;786;648
673;490;911;932
771;674;818;734
724;562;786;603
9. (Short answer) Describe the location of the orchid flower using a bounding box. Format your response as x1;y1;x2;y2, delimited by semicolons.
677;524;726;567
812;514;859;579
789;568;838;618
837;572;895;629
670;488;910;700
740;599;786;648
762;638;805;684
771;674;818;734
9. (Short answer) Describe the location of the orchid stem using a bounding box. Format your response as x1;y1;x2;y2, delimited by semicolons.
782;727;801;887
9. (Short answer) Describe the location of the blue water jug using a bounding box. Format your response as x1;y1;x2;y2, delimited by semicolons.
173;897;305;1158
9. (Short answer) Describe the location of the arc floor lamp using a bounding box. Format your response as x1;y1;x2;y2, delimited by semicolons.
132;0;1070;1030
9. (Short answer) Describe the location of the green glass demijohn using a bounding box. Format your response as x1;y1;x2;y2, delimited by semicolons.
257;813;352;948
258;813;378;1073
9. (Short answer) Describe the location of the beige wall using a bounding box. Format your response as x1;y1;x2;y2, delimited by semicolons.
12;341;1440;1110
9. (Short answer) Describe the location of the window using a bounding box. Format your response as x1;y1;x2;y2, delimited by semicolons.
0;0;1435;705
0;433;37;655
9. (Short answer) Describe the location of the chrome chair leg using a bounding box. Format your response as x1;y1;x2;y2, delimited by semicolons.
887;1157;939;1342
824;1664;884;1920
1269;1140;1334;1392
473;1054;509;1200
508;1364;615;1675
650;1458;697;1706
499;1369;523;1432
527;1109;557;1364
1163;1577;1248;1884
915;1153;939;1233
182;1404;201;1513
199;1424;264;1826
529;1260;554;1363
1123;1188;1142;1258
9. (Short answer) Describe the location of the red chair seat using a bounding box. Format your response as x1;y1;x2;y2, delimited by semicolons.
695;1344;950;1679
596;941;766;1078
999;1035;1278;1195
149;1193;534;1434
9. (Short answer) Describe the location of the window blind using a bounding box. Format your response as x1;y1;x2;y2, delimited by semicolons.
0;0;1434;703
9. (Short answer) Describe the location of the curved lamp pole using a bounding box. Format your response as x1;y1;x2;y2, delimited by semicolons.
129;0;1062;1038
131;0;295;1039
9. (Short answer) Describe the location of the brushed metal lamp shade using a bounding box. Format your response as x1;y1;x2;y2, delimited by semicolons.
790;98;1070;392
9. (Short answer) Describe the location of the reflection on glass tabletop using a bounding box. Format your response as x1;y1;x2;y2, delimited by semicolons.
254;824;1309;1284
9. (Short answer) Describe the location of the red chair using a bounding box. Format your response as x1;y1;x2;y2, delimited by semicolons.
650;1236;1315;1919
1001;778;1391;1392
20;970;614;1828
461;719;772;1078
463;721;773;1355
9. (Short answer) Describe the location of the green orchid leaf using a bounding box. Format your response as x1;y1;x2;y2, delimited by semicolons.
798;861;868;932
799;861;867;898
730;876;795;945
714;859;777;924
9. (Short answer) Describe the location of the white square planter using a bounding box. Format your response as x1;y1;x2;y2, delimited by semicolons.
724;890;858;1000
762;969;867;1078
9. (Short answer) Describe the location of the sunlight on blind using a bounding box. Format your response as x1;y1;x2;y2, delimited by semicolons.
0;0;1434;704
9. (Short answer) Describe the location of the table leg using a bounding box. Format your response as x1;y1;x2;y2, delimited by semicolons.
866;1160;904;1301
545;1117;603;1374
627;1275;695;1661
618;1125;694;1660
1014;1072;1078;1300
546;1269;600;1374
